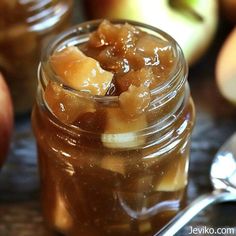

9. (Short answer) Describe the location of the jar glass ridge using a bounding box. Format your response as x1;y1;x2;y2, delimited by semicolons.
32;19;195;236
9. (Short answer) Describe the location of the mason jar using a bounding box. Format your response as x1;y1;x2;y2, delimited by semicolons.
32;20;195;236
0;0;73;114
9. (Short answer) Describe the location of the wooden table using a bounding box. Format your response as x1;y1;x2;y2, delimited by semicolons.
0;4;236;236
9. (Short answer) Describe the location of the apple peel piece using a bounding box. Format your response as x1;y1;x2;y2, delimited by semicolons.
102;108;147;149
216;27;236;105
50;46;113;95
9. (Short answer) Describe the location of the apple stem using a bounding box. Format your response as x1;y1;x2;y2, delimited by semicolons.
169;0;204;22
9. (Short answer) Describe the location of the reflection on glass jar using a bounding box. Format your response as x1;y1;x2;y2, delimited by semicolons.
0;0;73;114
32;20;195;236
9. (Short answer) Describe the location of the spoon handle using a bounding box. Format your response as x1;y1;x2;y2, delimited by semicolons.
155;190;236;236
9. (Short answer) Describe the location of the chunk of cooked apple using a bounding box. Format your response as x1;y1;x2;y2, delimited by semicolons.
100;154;126;175
101;107;147;148
50;46;113;96
119;85;151;118
44;82;95;124
53;190;73;232
155;155;188;192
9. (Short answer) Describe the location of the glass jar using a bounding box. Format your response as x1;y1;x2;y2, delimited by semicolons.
32;20;195;236
0;0;73;114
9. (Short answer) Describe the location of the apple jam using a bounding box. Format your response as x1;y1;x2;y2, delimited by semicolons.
32;20;195;236
0;0;73;114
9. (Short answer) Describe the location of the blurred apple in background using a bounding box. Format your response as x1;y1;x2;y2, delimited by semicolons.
216;27;236;105
84;0;218;66
0;73;13;168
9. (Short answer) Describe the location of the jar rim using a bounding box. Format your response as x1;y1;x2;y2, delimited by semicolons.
40;18;187;102
20;0;73;32
37;19;192;150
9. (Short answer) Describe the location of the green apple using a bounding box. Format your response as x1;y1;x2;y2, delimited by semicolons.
85;0;218;66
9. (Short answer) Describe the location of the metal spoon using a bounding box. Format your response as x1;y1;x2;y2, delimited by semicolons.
155;133;236;236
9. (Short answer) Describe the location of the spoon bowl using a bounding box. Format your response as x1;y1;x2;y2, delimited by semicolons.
155;133;236;236
211;133;236;193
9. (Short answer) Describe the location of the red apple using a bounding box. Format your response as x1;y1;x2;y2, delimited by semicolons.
0;73;13;167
